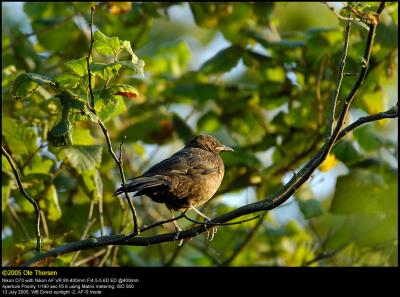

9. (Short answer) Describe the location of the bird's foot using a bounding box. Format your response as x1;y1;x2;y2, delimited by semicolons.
173;230;184;246
204;220;217;241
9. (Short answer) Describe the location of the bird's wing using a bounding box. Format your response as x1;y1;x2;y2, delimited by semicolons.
142;148;217;177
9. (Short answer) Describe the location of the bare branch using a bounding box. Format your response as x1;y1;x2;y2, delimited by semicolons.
337;103;398;141
86;6;95;110
2;146;41;253
327;18;351;140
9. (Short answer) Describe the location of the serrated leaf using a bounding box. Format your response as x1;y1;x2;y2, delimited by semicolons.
90;62;121;80
93;30;120;57
47;117;72;147
118;59;145;76
48;91;98;147
71;127;95;145
97;96;127;122
62;145;102;174
2;116;38;158
11;73;55;100
65;57;88;77
24;155;54;176
121;40;138;63
54;73;81;89
99;84;139;106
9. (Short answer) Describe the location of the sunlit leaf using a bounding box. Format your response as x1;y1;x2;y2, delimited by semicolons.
11;73;55;100
93;30;120;57
90;62;121;80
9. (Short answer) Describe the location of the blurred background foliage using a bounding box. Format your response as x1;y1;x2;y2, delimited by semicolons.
1;2;398;267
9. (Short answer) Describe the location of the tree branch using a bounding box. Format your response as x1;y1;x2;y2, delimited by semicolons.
86;6;95;110
337;102;398;141
2;146;42;253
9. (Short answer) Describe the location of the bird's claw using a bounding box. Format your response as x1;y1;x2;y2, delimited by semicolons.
204;220;217;241
173;230;184;246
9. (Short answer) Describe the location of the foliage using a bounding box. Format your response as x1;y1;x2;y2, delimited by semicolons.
1;2;398;267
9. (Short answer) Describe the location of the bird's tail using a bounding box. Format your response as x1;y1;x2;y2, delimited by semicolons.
113;176;167;197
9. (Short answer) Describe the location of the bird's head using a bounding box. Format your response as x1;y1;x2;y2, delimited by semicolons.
186;134;234;154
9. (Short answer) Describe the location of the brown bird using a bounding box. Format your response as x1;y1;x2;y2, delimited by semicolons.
114;134;234;241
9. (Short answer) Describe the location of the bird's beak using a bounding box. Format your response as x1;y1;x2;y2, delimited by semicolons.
217;145;234;152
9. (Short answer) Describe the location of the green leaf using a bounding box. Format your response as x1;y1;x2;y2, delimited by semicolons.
97;96;127;122
332;140;361;166
71;127;95;145
47;91;97;147
298;199;323;219
121;40;138;63
61;145;103;174
47;116;72;147
54;73;81;89
200;45;243;75
65;57;88;77
11;73;55;100
93;30;120;57
2;116;38;158
43;185;62;221
328;166;397;248
197;111;221;132
90;62;121;80
24;155;54;176
353;125;382;152
330;169;394;216
118;60;145;76
81;169;103;202
98;84;139;107
2;176;13;212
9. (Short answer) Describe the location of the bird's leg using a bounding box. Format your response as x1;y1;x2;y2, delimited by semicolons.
170;209;183;246
190;206;217;241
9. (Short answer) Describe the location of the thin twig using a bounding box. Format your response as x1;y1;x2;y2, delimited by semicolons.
40;210;50;239
337;102;398;140
86;6;96;110
183;213;261;227
98;245;113;267
165;243;186;267
327;18;351;141
98;194;105;237
2;146;41;253
70;201;96;266
7;205;30;240
73;248;107;267
322;2;362;23
221;212;267;266
139;210;187;233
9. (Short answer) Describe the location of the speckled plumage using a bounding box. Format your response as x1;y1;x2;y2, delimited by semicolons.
114;135;233;211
